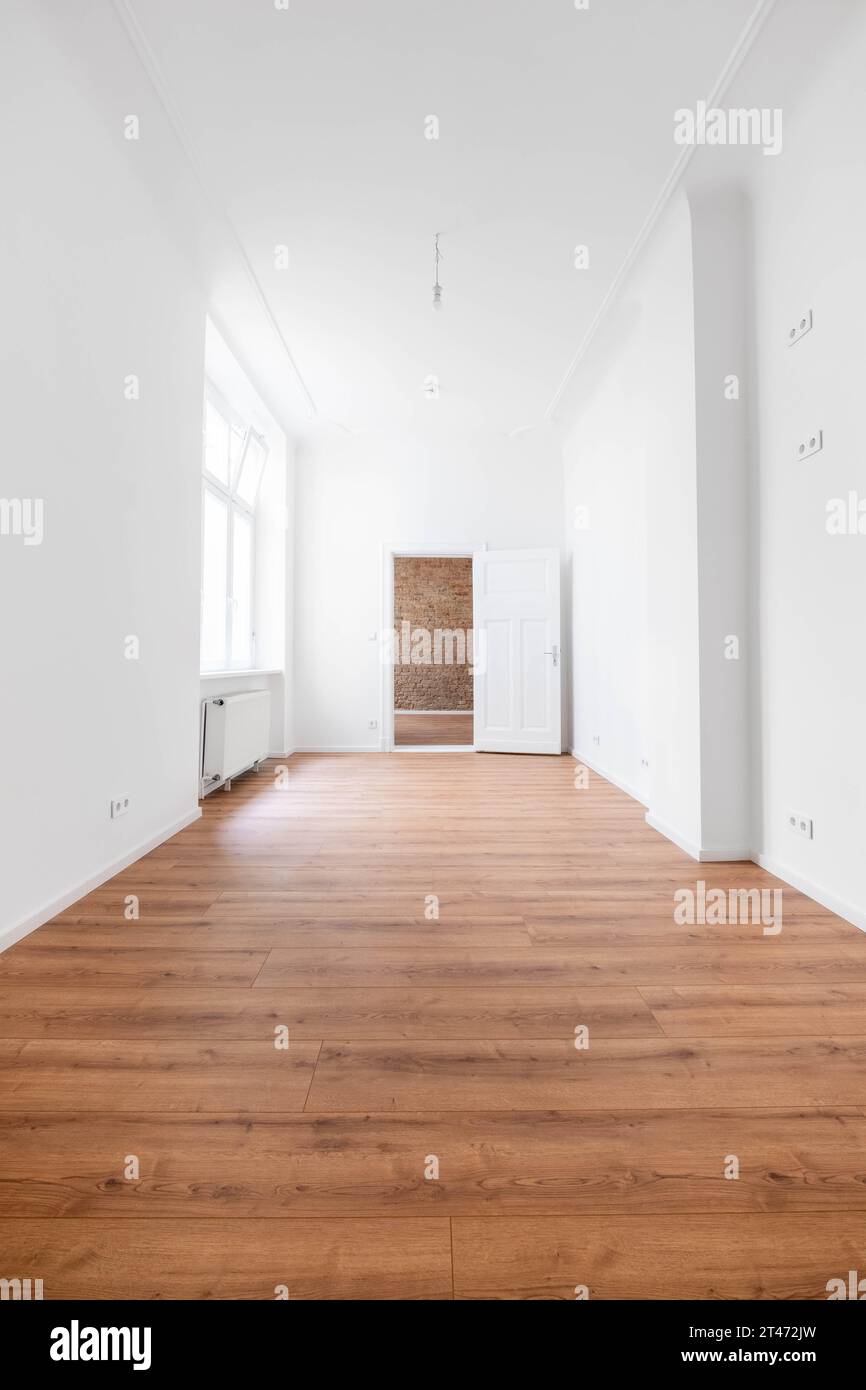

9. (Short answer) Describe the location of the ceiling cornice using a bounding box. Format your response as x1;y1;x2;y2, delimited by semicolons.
112;0;318;422
544;0;779;421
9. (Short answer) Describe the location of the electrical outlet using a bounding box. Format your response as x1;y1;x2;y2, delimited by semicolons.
110;796;130;820
368;719;378;730
795;429;823;461
640;757;649;769
787;308;813;346
787;811;813;840
592;734;600;746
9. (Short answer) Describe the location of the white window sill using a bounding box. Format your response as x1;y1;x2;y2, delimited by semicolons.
200;668;283;678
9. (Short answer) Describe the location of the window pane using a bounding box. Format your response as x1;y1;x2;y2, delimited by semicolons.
229;423;245;484
231;509;253;667
204;399;230;484
201;489;228;667
235;432;267;506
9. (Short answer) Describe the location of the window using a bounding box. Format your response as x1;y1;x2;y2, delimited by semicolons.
200;384;268;671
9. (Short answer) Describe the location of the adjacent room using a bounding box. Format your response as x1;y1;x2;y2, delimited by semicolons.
392;555;475;748
2;0;866;1321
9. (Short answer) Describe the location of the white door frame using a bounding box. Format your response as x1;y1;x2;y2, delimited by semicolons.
379;542;487;752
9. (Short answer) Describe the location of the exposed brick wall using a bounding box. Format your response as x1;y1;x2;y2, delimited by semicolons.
393;556;473;710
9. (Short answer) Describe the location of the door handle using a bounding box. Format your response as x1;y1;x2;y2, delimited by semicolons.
544;645;559;667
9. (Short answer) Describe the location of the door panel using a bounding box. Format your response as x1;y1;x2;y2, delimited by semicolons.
473;548;561;754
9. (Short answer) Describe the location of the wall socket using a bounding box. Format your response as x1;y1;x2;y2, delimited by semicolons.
110;796;130;820
795;429;823;461
787;308;813;346
787;810;813;840
368;719;378;730
592;734;600;746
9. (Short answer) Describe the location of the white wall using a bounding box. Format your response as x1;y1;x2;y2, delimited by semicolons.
293;420;564;749
642;195;703;853
0;2;306;947
690;189;752;856
0;0;204;940
563;192;701;842
744;1;866;922
561;0;866;921
563;300;650;802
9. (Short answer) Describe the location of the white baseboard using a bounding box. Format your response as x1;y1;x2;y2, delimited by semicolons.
571;748;649;808
575;750;864;927
644;812;751;863
755;851;866;935
0;806;203;956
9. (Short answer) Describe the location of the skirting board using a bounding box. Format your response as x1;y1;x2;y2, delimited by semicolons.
571;748;649;808
755;851;866;936
575;751;865;929
644;812;751;863
0;806;202;956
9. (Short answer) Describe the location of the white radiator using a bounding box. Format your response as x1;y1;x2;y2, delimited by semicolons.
201;691;270;793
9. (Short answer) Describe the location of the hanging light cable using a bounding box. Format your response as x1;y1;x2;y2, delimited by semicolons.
432;232;443;311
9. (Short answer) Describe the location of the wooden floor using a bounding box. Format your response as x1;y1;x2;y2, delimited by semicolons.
2;752;866;1299
394;712;473;745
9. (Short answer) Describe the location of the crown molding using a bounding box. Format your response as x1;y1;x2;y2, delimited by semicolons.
111;0;317;421
544;0;779;421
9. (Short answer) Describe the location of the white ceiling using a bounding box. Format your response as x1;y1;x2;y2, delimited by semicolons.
130;0;760;434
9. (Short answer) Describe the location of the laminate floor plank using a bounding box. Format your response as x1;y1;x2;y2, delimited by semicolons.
451;1214;866;1300
255;943;866;989
644;985;866;1037
305;1038;866;1111
0;1218;452;1299
0;1040;321;1112
0;985;660;1040
28;919;532;952
1;1108;863;1219
0;947;267;987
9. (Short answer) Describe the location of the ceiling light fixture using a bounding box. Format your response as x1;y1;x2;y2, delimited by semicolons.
432;232;443;311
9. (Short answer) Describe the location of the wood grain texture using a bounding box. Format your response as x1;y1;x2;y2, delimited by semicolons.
0;984;660;1039
0;1041;321;1112
643;985;866;1036
254;943;866;988
305;1038;866;1111
28;918;532;951
1;1108;864;1219
0;947;266;987
394;712;474;745
0;1218;452;1299
451;1214;866;1300
2;750;866;1299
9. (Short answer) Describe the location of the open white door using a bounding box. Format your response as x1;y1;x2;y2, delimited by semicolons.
473;547;561;754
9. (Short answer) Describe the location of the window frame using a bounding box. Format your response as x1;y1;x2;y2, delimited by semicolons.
200;381;267;673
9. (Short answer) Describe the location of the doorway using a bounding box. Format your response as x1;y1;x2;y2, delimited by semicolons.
390;553;475;750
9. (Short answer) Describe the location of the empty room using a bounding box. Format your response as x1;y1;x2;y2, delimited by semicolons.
3;0;866;1343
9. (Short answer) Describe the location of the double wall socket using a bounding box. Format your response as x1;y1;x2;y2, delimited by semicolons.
110;796;130;820
787;810;813;840
796;429;823;461
787;308;813;346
